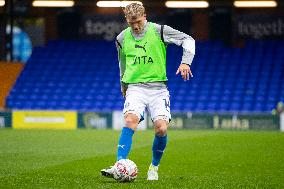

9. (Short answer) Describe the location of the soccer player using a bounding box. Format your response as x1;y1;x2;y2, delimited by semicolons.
101;3;195;180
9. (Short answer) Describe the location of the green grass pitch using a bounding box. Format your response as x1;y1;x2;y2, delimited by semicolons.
0;129;284;188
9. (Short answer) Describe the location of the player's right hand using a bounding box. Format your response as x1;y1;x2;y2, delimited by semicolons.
121;86;127;98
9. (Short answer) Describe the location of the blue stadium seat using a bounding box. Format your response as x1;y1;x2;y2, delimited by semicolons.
6;40;284;113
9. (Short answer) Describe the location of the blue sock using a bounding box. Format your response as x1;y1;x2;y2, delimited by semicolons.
117;127;135;161
152;134;167;166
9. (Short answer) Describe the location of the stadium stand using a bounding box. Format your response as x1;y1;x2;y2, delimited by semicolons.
6;40;284;112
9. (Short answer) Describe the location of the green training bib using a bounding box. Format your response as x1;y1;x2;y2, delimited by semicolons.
122;22;167;83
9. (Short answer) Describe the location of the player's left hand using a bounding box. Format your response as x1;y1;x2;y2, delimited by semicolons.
176;63;193;81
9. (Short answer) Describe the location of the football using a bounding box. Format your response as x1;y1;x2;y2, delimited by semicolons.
113;159;138;182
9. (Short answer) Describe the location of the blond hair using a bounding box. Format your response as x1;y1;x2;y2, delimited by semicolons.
123;3;145;20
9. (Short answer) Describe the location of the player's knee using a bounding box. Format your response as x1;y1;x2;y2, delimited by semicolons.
155;125;167;136
124;113;139;129
154;120;168;136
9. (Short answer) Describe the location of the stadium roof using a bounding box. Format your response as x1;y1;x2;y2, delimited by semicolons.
1;0;283;8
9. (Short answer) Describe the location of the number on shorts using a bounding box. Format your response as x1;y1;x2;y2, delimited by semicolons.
163;98;170;109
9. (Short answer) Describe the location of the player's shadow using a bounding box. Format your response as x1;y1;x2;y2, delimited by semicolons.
101;177;147;184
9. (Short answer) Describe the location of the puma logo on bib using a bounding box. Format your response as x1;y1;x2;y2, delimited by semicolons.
135;42;147;53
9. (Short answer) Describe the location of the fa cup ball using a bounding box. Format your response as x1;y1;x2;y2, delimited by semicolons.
113;159;138;182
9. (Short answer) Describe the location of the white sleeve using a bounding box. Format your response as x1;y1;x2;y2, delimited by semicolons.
153;23;195;65
116;31;126;81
